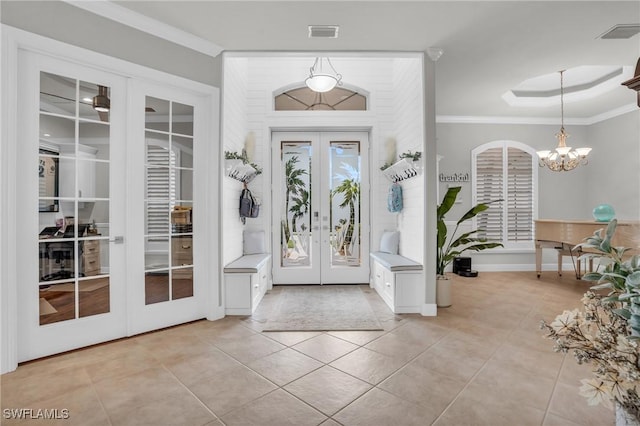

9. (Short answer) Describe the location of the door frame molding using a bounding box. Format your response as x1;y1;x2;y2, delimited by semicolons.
1;25;221;373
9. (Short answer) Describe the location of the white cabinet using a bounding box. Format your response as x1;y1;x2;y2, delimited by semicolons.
224;254;271;315
370;253;422;314
58;144;97;199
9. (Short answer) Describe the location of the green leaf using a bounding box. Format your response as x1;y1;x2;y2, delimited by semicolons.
582;272;603;281
613;308;632;320
437;186;461;220
626;271;640;287
590;282;614;290
437;220;448;249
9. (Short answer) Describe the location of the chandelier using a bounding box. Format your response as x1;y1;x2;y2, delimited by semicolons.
536;70;591;172
305;57;342;93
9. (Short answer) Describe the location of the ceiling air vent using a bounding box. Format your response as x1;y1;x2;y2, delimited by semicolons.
598;24;640;39
308;25;339;38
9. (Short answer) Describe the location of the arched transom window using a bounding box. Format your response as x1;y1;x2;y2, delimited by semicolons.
275;86;367;111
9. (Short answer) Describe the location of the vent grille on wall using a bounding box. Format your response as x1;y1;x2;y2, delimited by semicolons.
598;24;640;39
308;25;339;38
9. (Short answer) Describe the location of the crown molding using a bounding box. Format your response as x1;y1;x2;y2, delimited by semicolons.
63;0;223;57
436;103;637;126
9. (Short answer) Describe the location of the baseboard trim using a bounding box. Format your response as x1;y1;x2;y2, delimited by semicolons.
421;303;437;316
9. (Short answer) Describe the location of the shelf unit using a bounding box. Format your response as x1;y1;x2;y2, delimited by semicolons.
382;158;421;183
225;160;259;184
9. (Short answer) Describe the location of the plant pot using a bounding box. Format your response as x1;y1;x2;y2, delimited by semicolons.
436;276;451;308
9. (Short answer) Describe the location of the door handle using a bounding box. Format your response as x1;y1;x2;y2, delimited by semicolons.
109;236;124;244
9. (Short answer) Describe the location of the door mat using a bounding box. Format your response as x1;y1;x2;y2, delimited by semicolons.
263;285;383;331
39;298;57;315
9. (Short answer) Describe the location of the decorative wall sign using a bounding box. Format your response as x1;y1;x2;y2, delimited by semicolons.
439;172;470;182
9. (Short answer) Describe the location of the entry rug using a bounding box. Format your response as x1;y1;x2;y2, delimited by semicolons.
263;285;383;331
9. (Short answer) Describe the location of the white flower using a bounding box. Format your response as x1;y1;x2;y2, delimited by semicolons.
550;310;580;335
579;378;614;409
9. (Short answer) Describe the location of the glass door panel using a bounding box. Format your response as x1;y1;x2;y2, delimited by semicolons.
143;96;194;305
37;71;113;325
329;141;361;267
280;142;312;268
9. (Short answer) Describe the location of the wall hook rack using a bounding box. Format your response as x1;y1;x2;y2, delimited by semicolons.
382;158;421;183
225;160;259;184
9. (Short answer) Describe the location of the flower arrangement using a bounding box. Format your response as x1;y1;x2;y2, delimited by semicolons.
541;219;640;420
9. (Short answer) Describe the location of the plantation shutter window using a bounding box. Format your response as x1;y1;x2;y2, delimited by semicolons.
146;143;177;242
472;141;537;248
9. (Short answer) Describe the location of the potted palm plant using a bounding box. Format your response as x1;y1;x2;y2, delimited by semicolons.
436;186;503;307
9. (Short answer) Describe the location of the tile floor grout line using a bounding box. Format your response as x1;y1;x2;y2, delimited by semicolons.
158;363;224;425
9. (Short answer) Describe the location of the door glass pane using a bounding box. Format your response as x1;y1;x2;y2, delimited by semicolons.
280;142;312;268
330;141;361;267
144;96;194;304
38;71;112;324
79;80;110;123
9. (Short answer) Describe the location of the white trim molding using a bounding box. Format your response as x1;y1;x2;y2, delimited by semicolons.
436;103;637;126
63;0;223;58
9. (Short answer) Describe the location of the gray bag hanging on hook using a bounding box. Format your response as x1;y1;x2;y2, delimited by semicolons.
239;186;260;224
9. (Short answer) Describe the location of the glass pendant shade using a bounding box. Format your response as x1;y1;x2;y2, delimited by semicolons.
305;57;342;93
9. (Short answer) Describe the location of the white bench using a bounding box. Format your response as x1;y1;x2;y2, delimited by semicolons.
224;253;271;315
370;252;423;313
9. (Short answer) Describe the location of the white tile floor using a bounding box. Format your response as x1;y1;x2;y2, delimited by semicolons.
1;271;615;425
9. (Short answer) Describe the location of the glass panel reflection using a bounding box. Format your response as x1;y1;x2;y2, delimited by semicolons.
145;97;170;132
39;280;76;325
145;236;169;271
40;115;76;154
145;270;170;305
330;141;361;267
79;277;110;318
172;102;194;136
40;72;76;117
280;142;311;268
79;121;110;151
79;81;110;122
39;149;59;212
172;268;193;300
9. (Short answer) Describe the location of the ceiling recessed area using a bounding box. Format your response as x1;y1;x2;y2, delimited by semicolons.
502;65;634;108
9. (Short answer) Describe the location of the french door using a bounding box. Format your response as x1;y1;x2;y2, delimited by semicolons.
271;132;369;284
17;53;128;361
16;51;213;362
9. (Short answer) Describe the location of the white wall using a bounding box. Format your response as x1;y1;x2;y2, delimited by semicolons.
221;57;249;266
436;111;640;271
585;110;640;221
0;1;220;87
393;58;425;263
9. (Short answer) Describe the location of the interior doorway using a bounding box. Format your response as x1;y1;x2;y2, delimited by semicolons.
271;131;370;285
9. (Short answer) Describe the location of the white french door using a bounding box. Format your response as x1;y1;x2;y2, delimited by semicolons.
127;82;209;335
271;131;369;284
17;53;127;361
15;51;214;362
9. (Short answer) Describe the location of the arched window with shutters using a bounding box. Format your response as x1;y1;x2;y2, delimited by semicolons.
471;140;538;249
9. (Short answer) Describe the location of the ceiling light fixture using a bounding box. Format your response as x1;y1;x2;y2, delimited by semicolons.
92;85;110;112
305;57;342;93
536;70;592;172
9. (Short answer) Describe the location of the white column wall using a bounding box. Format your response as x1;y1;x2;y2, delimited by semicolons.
392;58;425;263
221;56;249;266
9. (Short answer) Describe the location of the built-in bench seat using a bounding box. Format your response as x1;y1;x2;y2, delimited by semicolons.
370;252;423;313
224;253;271;315
369;251;423;272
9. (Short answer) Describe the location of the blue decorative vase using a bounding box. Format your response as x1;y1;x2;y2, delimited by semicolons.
592;204;615;222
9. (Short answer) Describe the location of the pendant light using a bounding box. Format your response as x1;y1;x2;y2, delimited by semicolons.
305;57;342;93
536;70;591;172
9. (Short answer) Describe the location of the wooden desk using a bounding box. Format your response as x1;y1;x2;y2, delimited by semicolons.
535;219;640;278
